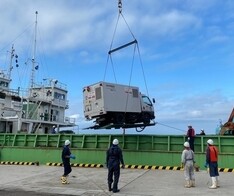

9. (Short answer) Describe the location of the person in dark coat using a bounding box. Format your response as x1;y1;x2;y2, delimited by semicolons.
61;140;75;184
187;125;195;151
200;129;206;135
106;138;125;193
50;125;56;134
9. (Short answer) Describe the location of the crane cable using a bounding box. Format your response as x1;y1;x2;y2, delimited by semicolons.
103;0;150;130
155;122;185;133
103;8;120;82
135;122;185;133
107;1;149;97
117;1;149;97
103;0;137;82
104;0;150;97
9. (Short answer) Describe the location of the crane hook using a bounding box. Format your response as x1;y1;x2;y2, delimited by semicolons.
118;0;122;13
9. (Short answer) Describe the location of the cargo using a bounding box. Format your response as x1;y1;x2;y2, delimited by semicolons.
83;81;155;127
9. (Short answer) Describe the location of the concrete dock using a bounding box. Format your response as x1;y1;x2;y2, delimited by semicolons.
0;165;233;196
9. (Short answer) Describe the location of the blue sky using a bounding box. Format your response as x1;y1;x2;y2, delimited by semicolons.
0;0;234;135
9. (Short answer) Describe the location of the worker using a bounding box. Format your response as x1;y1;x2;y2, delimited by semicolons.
204;139;220;189
200;129;206;135
186;125;195;151
50;125;56;134
106;138;125;193
61;140;76;184
181;141;195;188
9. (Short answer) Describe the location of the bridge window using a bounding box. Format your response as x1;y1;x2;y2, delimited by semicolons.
54;92;66;100
0;81;9;88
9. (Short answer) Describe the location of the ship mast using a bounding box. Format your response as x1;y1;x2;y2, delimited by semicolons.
8;45;15;80
30;11;38;88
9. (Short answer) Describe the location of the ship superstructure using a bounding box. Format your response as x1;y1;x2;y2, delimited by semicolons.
0;67;22;133
0;12;76;134
19;78;75;134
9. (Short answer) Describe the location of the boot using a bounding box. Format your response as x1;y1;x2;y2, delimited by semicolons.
216;176;220;187
209;177;217;189
113;189;120;193
108;183;112;191
191;180;195;187
184;180;191;188
61;176;67;184
113;183;120;193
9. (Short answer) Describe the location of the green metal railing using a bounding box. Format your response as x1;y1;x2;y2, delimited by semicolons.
0;134;233;169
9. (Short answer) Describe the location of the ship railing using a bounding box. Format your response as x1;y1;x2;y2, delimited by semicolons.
34;79;67;90
52;99;68;108
0;134;233;154
4;88;20;96
0;134;234;169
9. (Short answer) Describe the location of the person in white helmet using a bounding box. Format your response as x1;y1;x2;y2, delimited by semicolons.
205;139;219;189
61;140;76;184
106;138;125;193
50;125;56;134
181;141;195;188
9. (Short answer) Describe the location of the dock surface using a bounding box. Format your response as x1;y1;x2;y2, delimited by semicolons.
0;165;233;196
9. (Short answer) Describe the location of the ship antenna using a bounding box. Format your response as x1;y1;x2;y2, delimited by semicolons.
31;11;38;88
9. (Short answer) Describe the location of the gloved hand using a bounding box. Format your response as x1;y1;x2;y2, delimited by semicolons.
70;154;76;159
204;162;208;168
181;163;184;169
121;164;125;169
187;137;190;141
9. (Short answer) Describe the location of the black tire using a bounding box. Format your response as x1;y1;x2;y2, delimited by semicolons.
143;113;151;125
127;113;138;123
114;113;125;124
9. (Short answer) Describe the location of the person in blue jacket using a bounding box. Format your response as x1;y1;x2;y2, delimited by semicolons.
106;138;125;193
61;140;75;184
50;125;56;134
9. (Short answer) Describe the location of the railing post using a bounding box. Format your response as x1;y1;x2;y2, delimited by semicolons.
81;135;85;148
137;135;139;150
201;137;204;153
218;136;221;153
34;134;38;147
57;134;60;148
168;136;170;151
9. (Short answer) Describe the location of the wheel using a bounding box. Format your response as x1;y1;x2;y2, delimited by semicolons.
96;118;108;127
114;113;125;124
143;113;151;125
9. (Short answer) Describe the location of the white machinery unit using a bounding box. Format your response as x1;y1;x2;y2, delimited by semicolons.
83;81;155;127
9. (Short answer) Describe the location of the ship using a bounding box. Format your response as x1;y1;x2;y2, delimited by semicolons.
0;3;234;173
0;12;76;134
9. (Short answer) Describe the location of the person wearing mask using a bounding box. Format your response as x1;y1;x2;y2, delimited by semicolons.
61;140;76;184
186;125;195;151
106;138;125;193
205;139;220;189
181;141;195;188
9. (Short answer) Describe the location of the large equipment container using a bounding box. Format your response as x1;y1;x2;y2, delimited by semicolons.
83;81;155;127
